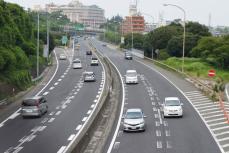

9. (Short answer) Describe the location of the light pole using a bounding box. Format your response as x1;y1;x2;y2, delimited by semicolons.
131;15;134;51
37;13;40;78
163;4;186;73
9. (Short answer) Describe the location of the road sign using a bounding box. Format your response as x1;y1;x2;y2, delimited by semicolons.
61;36;68;45
208;69;216;77
121;37;125;44
75;24;85;31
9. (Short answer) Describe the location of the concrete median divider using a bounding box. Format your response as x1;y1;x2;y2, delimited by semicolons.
64;42;123;153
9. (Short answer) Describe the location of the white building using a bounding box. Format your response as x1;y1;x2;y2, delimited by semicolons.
46;0;105;29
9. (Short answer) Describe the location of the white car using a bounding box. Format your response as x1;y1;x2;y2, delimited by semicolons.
163;97;183;118
91;57;99;66
59;54;67;60
83;71;96;82
125;70;138;84
72;59;82;69
123;108;146;132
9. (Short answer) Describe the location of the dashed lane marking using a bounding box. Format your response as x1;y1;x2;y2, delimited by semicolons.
48;118;55;123
76;124;82;131
57;146;66;153
49;87;55;90
156;141;162;149
82;117;88;122
68;134;75;141
55;111;62;116
43;92;49;96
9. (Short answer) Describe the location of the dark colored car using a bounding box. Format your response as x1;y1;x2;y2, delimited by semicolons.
86;50;92;55
125;52;133;60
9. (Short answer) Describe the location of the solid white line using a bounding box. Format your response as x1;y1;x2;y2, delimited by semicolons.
55;111;62;116
135;59;224;152
68;134;75;141
36;50;59;96
76;125;82;131
82;117;88;122
57;146;66;153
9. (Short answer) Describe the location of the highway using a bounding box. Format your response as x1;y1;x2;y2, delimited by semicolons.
0;39;105;153
90;39;222;153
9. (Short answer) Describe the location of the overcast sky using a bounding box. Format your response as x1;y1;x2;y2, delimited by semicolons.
4;0;229;26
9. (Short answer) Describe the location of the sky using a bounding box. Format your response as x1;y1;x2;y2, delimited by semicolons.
4;0;229;26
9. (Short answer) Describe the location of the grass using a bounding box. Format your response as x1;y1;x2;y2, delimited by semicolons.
161;57;229;83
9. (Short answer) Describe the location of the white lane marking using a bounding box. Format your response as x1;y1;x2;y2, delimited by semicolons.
76;89;80;92
218;137;229;142
206;117;226;123
62;105;67;109
55;111;62;116
164;121;168;127
96;95;99;98
48;118;55;123
27;135;36;142
13;146;23;153
54;82;59;86
68;134;75;141
192;100;213;105
215;131;229;137
57;146;66;153
199;107;220;113
36;49;59;96
200;110;223;116
0;109;21;128
118;131;123;137
185;90;201;94
158;109;163;124
204;114;224;120
165;130;171;137
196;104;218;110
154;114;158;118
113;142;120;149
76;124;82;131
49;112;55;116
213;126;229;132
61;75;65;78
194;102;214;107
56;106;60;110
38;126;47;132
152;102;155;105
155;121;160;127
19;136;28;143
87;110;92;115
82;117;88;122
8;112;20;120
91;104;95;108
43;92;49;96
135;59;224;153
222;143;229;148
156;130;161;137
166;141;172;149
49;87;55;90
93;99;97;103
74;92;78;95
64;72;67;75
153;107;157;112
58;79;62;82
157;141;162;148
41;118;49;124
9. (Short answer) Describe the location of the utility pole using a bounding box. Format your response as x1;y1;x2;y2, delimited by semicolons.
46;11;49;59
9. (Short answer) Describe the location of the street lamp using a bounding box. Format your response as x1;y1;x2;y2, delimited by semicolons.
163;3;186;73
37;13;40;78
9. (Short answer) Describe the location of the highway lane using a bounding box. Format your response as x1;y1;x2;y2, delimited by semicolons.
90;39;221;153
0;39;105;153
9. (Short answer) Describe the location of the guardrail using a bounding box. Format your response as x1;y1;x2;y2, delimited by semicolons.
0;99;7;106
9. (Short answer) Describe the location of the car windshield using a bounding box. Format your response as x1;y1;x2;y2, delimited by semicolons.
92;57;97;60
125;52;131;56
22;99;38;106
165;100;180;106
126;111;142;119
73;60;80;63
126;71;137;77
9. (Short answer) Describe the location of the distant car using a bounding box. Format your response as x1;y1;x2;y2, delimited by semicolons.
125;70;138;84
59;54;67;60
91;57;99;66
83;71;96;82
102;44;107;47
125;52;133;60
163;97;183;118
21;96;48;118
123;108;146;132
86;50;92;55
72;59;82;69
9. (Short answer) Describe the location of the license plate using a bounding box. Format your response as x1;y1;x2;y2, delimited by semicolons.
26;110;32;113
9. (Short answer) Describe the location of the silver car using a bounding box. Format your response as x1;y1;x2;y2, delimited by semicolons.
83;71;96;82
73;59;82;69
21;96;48;118
123;108;146;132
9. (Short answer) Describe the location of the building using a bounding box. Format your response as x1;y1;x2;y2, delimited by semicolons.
121;16;145;35
45;0;105;29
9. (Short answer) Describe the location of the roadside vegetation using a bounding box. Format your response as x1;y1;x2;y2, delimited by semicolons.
0;1;71;99
100;16;229;83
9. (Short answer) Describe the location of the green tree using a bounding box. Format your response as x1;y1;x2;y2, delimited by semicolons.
186;22;211;37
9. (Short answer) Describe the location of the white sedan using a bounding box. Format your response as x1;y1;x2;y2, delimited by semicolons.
59;54;67;60
72;59;82;69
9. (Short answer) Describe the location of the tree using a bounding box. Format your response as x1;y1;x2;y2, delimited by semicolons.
123;33;144;50
186;22;211;37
